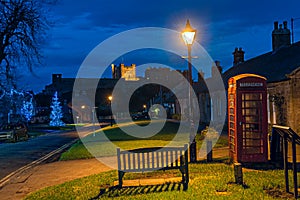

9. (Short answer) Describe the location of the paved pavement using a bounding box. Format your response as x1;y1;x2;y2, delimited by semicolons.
0;158;112;200
0;146;229;199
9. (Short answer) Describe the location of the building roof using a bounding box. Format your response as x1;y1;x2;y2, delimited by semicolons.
223;41;300;85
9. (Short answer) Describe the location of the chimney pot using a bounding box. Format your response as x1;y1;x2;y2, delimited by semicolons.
283;21;288;29
274;21;279;30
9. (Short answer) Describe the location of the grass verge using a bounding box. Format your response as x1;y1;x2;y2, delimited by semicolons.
60;121;228;160
25;162;294;200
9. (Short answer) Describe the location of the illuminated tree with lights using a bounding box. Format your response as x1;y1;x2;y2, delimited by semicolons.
21;98;34;122
50;92;65;127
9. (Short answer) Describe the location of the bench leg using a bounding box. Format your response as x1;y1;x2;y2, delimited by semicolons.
118;171;125;188
180;166;188;190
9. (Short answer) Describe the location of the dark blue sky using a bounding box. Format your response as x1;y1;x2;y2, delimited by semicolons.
19;0;300;92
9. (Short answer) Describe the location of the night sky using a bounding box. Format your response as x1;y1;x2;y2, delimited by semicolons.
19;0;300;92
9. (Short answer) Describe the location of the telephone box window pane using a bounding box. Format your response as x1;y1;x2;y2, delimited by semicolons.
243;108;259;115
245;116;259;123
244;93;262;101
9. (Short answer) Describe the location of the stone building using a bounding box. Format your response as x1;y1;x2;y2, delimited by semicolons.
223;21;300;132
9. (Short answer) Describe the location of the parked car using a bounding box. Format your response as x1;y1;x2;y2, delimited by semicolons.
0;123;29;142
131;112;150;120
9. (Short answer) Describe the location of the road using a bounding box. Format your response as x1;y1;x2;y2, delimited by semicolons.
0;125;96;180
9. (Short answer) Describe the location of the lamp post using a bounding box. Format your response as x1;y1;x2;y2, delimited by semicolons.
182;19;197;163
92;107;98;136
108;96;113;126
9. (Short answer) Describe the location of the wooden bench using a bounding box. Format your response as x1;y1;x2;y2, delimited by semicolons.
117;144;189;190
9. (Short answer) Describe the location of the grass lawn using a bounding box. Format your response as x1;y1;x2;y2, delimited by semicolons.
25;122;294;199
25;161;295;200
60;121;228;160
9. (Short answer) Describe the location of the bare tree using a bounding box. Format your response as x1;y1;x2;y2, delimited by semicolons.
0;0;54;88
0;0;55;122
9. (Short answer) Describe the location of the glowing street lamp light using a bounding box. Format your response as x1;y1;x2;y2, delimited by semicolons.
108;96;113;126
182;19;197;163
81;105;86;123
182;19;197;46
76;116;79;124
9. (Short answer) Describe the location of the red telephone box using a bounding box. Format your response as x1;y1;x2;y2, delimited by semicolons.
228;74;268;163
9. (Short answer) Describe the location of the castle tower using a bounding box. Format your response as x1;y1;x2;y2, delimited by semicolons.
111;63;137;81
272;21;291;51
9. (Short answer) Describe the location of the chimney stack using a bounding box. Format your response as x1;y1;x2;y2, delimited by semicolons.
283;21;288;29
272;21;291;51
212;61;223;77
232;48;245;66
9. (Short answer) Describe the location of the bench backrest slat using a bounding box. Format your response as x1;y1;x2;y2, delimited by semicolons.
170;150;174;167
156;151;160;169
128;153;131;170
132;152;136;170
142;152;145;169
122;153;126;170
175;150;178;167
137;152;141;170
152;151;155;169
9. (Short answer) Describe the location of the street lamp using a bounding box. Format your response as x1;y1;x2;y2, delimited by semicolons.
92;107;98;136
108;96;113;126
182;19;197;163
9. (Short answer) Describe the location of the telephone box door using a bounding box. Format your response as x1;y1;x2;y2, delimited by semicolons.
238;91;267;162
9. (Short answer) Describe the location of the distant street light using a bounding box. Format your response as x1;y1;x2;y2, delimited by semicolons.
76;116;79;124
81;105;85;123
182;19;197;163
108;96;113;126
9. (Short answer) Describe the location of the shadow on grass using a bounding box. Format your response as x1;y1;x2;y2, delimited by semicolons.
196;157;285;171
90;183;184;199
194;157;230;164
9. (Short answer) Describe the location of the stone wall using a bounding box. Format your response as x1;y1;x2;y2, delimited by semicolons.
267;67;300;132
